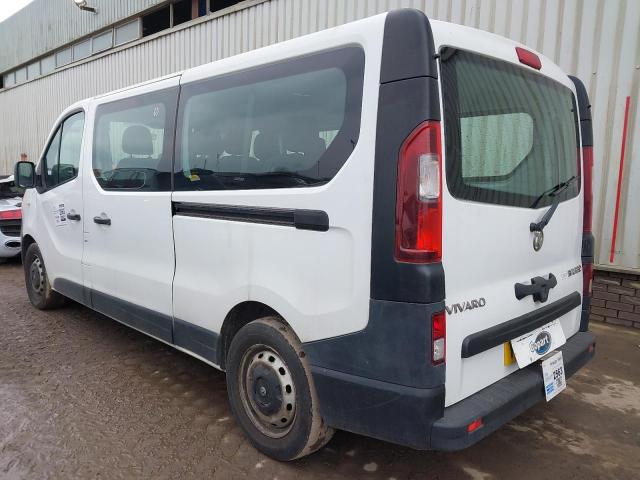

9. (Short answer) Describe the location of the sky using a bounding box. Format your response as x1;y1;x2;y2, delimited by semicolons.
0;0;35;23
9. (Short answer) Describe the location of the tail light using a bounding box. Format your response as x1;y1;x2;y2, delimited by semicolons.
582;262;593;296
582;146;593;233
581;146;594;298
395;121;442;263
432;310;446;365
0;209;21;220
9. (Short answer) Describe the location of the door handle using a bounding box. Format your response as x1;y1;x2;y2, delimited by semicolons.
67;212;81;221
93;216;111;226
514;273;557;303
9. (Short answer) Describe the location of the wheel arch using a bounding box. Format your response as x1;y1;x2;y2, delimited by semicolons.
218;301;287;370
21;234;37;262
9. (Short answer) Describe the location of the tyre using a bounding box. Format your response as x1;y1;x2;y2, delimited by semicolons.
226;317;334;461
24;243;67;310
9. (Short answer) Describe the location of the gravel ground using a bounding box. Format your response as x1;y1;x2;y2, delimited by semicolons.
1;259;639;479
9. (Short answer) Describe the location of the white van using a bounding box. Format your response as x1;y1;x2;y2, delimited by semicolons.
15;9;596;460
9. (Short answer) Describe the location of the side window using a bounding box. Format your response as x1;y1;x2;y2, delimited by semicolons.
43;128;62;187
42;112;85;189
93;89;177;191
175;46;364;191
58;113;85;184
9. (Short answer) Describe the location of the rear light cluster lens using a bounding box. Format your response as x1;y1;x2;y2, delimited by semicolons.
467;418;484;433
418;153;440;200
395;121;442;263
582;262;593;295
582;146;593;233
0;209;21;220
581;146;594;299
432;311;446;365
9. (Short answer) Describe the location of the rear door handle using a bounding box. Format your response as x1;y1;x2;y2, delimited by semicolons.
93;216;111;226
67;212;81;221
515;273;557;303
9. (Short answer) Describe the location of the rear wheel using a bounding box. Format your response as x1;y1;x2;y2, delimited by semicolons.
226;317;333;460
24;243;67;310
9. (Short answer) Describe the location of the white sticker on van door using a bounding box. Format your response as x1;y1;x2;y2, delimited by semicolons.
541;351;566;401
52;203;67;226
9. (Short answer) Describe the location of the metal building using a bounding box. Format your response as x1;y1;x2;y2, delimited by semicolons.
0;0;638;273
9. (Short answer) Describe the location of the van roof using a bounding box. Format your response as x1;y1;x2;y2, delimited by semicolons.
71;10;573;109
429;19;573;90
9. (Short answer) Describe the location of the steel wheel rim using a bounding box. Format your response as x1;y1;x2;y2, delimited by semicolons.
29;256;45;295
238;345;296;438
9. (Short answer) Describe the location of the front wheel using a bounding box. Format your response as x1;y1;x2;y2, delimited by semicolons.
24;243;67;310
226;317;333;461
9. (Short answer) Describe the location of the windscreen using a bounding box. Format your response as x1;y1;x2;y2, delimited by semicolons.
441;49;579;208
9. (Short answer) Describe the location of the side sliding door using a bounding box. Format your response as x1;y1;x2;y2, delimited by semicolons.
171;46;370;364
82;79;179;342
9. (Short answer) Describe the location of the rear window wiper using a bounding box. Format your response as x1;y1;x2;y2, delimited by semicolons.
529;175;578;232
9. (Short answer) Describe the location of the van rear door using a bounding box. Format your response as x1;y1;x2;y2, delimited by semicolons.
439;49;583;405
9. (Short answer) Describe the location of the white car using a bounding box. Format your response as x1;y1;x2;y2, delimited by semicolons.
15;9;596;461
0;175;23;262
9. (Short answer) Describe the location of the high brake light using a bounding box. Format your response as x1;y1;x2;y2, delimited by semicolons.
395;121;442;263
0;209;21;220
515;47;542;70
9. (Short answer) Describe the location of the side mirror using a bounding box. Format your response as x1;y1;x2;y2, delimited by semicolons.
14;161;36;189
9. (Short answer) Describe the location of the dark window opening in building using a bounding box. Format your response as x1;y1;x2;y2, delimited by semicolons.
211;0;241;14
173;0;192;27
0;76;3;90
197;0;207;17
142;6;170;37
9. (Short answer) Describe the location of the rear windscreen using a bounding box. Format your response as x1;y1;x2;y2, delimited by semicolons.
441;49;579;209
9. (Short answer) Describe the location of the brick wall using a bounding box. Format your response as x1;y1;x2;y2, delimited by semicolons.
590;269;640;329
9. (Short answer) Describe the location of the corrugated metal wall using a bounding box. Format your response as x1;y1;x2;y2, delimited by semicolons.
0;0;638;271
0;0;165;72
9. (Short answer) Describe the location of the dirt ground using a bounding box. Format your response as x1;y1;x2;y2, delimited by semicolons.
0;259;639;480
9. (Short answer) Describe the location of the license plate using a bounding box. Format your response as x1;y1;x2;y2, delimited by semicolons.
510;319;566;368
503;341;516;366
541;351;566;401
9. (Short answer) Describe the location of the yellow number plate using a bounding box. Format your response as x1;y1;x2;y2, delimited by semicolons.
504;341;516;366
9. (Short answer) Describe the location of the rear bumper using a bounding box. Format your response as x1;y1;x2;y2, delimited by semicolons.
0;234;21;258
311;366;444;449
311;331;595;450
430;331;596;450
